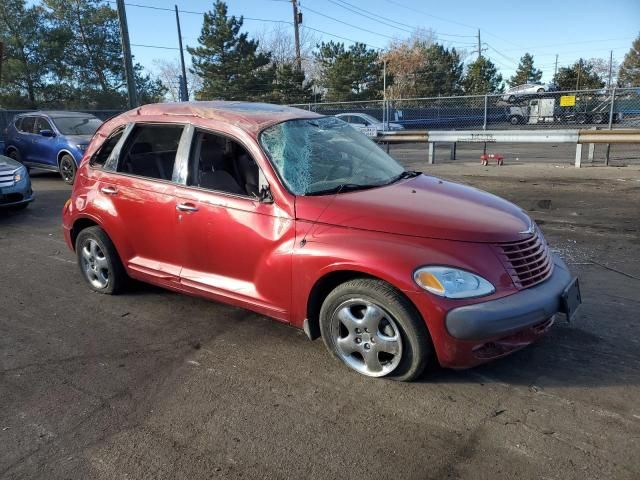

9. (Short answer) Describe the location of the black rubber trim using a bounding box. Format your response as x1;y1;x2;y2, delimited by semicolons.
445;254;574;341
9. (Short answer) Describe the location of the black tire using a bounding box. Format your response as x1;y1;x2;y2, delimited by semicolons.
319;278;432;381
509;115;521;125
537;88;545;93
576;113;587;125
59;154;77;184
8;149;21;163
508;95;516;103
592;113;605;124
75;226;127;294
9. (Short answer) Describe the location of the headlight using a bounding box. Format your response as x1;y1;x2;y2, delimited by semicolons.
13;167;26;183
414;266;495;299
76;144;88;152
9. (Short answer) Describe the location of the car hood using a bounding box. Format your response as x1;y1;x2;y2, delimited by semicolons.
0;155;23;171
295;174;532;243
65;134;93;145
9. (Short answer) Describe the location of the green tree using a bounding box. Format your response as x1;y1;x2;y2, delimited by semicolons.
188;0;273;101
618;34;640;87
508;53;542;86
553;59;604;90
314;41;382;101
463;57;504;94
0;0;56;107
267;63;312;104
413;43;464;97
44;0;165;108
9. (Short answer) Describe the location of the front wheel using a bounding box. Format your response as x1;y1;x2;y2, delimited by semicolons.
319;279;432;381
75;226;127;294
59;154;77;184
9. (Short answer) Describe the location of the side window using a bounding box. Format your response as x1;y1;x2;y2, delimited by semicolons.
189;131;260;197
91;128;125;167
13;118;22;131
117;124;183;181
34;117;53;133
20;117;36;134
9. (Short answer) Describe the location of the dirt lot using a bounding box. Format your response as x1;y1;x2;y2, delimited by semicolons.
1;156;640;479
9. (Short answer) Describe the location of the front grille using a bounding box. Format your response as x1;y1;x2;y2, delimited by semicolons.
0;168;16;187
496;228;553;289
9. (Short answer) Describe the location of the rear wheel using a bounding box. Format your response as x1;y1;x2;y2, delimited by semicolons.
537;88;545;93
507;95;516;103
576;113;588;125
592;113;605;124
319;278;432;381
59;154;76;184
509;115;522;125
75;226;127;294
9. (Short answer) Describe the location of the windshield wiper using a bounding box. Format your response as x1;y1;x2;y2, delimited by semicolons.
306;183;377;196
386;170;421;185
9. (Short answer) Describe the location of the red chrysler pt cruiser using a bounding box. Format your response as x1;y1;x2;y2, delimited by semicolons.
62;102;581;381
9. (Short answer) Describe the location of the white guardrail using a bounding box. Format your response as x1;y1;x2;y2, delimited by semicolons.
376;129;640;168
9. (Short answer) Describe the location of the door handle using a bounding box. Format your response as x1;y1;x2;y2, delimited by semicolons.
176;202;199;212
100;186;118;195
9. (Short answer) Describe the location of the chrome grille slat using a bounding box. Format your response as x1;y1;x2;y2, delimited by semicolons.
496;229;553;289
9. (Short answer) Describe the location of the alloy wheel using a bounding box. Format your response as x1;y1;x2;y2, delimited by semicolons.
80;239;110;289
60;156;75;183
330;298;403;377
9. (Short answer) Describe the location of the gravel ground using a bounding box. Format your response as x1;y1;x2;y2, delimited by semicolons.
1;155;639;480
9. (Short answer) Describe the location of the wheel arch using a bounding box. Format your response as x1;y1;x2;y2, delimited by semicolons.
57;149;77;167
70;216;101;250
304;268;423;341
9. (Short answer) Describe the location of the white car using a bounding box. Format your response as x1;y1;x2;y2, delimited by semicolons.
503;84;547;103
335;113;404;137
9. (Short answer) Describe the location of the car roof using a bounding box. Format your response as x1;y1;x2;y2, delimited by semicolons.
119;101;322;133
17;111;97;118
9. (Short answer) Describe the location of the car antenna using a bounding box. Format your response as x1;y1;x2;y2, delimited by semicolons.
299;184;345;248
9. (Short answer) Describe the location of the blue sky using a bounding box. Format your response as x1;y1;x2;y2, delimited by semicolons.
121;0;640;84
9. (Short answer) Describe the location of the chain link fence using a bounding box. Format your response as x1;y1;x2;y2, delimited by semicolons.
291;87;640;131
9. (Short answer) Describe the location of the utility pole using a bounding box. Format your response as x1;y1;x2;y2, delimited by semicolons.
553;54;558;80
116;0;138;108
575;59;582;91
0;41;4;86
607;50;613;89
175;5;189;101
292;0;302;70
477;29;481;60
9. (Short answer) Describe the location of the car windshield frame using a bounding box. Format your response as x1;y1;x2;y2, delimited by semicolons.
52;116;103;136
258;116;406;196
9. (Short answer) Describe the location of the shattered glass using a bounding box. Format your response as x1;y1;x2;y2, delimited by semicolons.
260;117;404;195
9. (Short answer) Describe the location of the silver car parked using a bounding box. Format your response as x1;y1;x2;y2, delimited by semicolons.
335;113;404;137
503;84;547;103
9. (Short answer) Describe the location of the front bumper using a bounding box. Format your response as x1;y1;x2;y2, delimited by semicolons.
0;181;34;208
407;254;577;368
446;255;573;341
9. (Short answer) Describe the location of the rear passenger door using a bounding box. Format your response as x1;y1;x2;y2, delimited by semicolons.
99;123;189;286
16;116;37;163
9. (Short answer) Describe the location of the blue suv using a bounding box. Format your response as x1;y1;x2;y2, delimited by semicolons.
4;111;103;184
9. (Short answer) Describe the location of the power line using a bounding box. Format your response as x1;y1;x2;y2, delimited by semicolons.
301;5;398;40
326;0;412;34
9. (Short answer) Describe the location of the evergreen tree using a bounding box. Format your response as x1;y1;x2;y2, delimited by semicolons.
413;44;464;97
508;53;542;86
267;63;312;104
0;0;55;107
314;41;382;101
463;57;504;94
553;59;604;90
188;1;274;101
618;34;640;87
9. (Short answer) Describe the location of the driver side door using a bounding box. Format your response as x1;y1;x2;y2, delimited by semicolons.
174;128;295;321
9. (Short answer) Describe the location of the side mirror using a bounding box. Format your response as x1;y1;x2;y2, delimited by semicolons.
40;129;55;137
257;185;274;204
